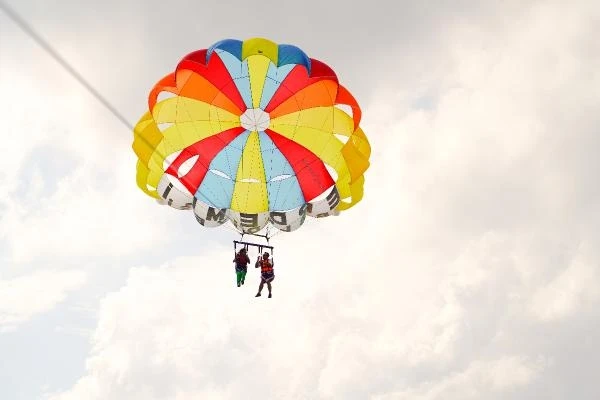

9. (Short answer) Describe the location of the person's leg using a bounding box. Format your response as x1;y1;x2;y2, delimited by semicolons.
256;279;265;296
267;282;272;297
236;270;243;286
241;269;247;285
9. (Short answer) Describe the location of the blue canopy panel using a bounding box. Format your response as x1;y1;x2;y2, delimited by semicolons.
258;131;304;211
195;130;251;208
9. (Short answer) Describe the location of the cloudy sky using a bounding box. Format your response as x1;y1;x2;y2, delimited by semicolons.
1;0;599;399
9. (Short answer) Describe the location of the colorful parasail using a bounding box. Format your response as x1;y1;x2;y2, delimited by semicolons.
132;37;371;235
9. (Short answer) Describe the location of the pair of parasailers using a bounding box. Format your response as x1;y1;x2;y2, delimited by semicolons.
233;248;275;298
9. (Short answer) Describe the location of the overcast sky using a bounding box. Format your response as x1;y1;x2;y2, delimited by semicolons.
1;0;599;399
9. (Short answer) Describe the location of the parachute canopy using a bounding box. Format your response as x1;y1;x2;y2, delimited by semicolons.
132;37;371;235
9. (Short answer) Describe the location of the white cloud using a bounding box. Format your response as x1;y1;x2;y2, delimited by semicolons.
0;13;182;342
0;269;86;332
374;356;548;400
0;0;595;398
0;152;177;264
529;241;600;322
44;1;600;398
42;232;562;400
0;47;178;264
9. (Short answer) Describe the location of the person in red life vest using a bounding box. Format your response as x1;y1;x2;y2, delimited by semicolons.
233;248;250;287
255;251;274;298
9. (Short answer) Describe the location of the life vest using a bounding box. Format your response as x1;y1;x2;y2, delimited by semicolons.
258;259;273;274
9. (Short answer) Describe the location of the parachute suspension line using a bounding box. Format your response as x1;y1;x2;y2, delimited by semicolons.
221;219;244;235
240;231;271;243
233;240;249;254
236;230;273;261
233;238;273;258
0;1;134;131
267;223;285;240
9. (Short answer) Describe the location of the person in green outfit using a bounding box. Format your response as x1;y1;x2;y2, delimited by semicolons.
233;248;250;287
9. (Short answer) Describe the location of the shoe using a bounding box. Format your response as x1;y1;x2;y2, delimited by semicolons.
268;293;272;298
255;293;261;297
237;283;240;287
